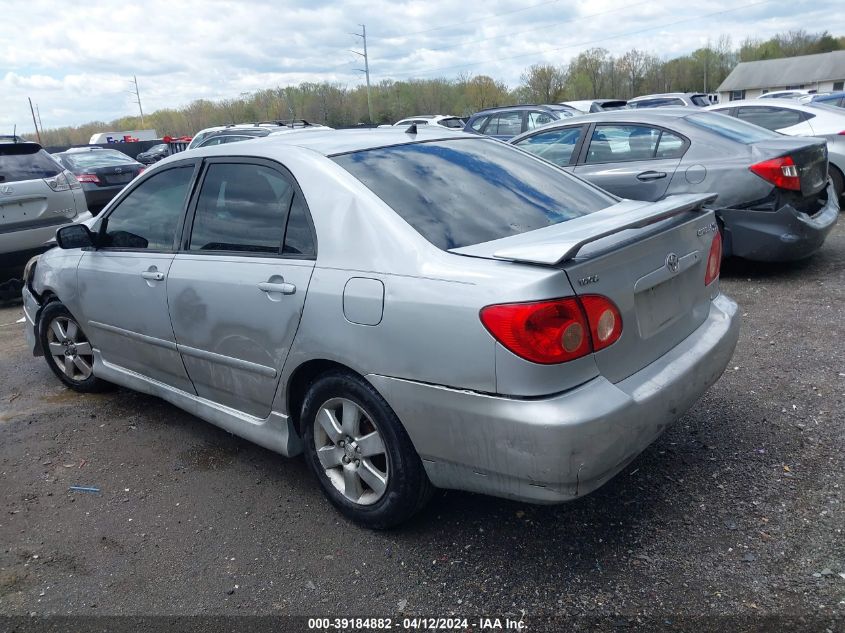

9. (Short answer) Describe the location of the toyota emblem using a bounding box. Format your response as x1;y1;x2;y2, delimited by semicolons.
666;253;679;273
115;167;123;173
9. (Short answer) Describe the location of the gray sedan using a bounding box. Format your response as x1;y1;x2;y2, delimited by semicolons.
22;128;739;528
510;109;839;261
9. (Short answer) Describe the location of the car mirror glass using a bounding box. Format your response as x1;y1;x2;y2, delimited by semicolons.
55;224;95;250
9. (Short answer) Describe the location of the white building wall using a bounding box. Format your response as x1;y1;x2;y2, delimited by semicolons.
718;79;845;103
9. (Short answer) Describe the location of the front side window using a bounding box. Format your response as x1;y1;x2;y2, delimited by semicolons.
526;112;554;130
102;165;194;250
189;163;295;254
585;125;662;163
736;106;807;130
332;138;614;251
514;126;584;166
484;112;523;136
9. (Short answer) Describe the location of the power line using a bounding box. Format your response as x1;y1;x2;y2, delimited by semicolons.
386;0;775;78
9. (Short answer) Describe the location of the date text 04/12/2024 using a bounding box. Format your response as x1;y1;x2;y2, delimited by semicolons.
307;617;526;630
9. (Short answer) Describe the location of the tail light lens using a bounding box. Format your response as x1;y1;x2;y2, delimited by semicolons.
704;231;722;286
749;155;801;191
480;295;623;364
43;170;80;191
579;295;623;352
76;173;100;184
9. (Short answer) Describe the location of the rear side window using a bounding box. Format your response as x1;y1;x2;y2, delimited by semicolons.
514;126;584;166
102;165;194;250
484;112;523;136
189;163;294;254
736;106;809;130
332;138;614;250
685;112;780;143
0;147;61;183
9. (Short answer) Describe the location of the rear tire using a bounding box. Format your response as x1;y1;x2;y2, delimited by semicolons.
39;302;110;393
301;371;434;529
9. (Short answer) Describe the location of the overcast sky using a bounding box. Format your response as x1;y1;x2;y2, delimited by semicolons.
3;0;843;132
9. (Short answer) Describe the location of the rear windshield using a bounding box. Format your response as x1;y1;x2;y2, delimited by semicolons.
332;138;614;250
685;112;781;143
631;98;683;109
61;150;136;169
0;147;62;183
690;95;710;107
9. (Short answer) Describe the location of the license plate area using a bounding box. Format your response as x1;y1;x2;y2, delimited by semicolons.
105;173;133;185
635;265;697;339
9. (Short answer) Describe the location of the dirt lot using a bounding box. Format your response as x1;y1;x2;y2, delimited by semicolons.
0;223;843;632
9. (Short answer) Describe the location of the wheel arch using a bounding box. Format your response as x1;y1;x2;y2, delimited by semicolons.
286;359;364;436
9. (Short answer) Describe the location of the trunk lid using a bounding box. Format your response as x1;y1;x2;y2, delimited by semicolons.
750;137;828;197
453;194;721;383
92;163;143;186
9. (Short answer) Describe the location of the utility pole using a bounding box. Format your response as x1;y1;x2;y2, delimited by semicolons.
131;75;145;126
36;104;44;135
350;24;373;124
28;97;41;144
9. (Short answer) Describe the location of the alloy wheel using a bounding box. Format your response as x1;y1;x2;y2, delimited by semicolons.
46;316;94;382
313;397;389;505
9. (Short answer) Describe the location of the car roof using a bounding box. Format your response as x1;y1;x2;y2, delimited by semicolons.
471;104;568;116
707;99;814;111
525;107;694;125
183;127;478;159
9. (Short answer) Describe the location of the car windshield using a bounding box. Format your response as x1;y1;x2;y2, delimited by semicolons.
332;138;614;250
0;146;62;182
631;98;683;108
685;112;781;143
62;151;136;169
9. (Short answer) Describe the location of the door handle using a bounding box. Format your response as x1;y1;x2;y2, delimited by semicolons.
141;271;165;281
637;170;667;181
258;281;296;295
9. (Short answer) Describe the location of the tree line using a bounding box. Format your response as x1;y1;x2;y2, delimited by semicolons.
36;29;845;146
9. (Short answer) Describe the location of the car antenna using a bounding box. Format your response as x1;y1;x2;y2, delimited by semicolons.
405;123;417;135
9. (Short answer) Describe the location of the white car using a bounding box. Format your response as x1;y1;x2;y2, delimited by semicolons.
707;99;845;199
393;115;465;129
758;89;814;100
188;121;326;150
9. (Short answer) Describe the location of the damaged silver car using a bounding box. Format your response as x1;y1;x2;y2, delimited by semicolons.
22;128;739;528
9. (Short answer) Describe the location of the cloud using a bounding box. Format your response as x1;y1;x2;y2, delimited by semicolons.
2;0;843;131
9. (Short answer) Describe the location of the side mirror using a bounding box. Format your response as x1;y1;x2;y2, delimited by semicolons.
56;224;95;250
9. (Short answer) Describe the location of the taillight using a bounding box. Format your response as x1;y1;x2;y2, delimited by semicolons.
76;173;100;184
749;155;801;191
579;295;623;352
43;170;78;191
480;295;623;364
138;167;146;174
704;231;722;286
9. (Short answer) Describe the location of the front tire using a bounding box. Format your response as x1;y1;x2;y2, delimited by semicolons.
39;302;109;392
829;165;844;205
301;371;433;529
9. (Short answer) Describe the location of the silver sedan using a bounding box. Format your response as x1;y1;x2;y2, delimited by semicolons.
22;128;739;528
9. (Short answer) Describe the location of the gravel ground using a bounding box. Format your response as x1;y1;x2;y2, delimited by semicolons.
0;222;843;632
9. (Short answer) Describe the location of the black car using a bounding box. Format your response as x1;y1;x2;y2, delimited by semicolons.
136;143;169;164
52;148;144;213
463;104;579;140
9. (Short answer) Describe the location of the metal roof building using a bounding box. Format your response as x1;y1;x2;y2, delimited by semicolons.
716;50;845;101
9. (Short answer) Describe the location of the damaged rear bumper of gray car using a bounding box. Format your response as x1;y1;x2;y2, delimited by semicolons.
368;294;740;504
719;182;839;262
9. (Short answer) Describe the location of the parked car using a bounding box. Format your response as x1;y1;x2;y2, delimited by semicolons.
561;99;627;113
187;120;324;150
758;89;814;99
22;127;739;528
52;148;145;213
800;91;845;108
0;141;91;272
464;104;579;140
628;93;710;108
706;99;845;200
192;127;273;147
136;143;170;164
393;115;465;129
509;109;838;261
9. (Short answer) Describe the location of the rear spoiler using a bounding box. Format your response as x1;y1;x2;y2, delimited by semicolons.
452;193;717;265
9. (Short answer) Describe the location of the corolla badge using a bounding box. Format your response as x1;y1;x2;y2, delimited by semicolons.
666;252;680;273
0;185;13;195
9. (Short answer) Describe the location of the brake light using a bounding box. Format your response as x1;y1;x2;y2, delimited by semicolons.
749;155;801;191
704;231;722;286
138;167;146;174
480;295;623;364
76;173;100;184
579;295;623;351
43;170;79;191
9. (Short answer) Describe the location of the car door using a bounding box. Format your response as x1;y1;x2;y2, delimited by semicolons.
512;125;588;171
75;161;199;393
573;123;687;200
735;106;815;135
166;158;316;418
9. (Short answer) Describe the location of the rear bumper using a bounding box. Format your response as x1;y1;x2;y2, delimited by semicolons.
719;183;839;261
368;294;740;504
0;223;64;261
